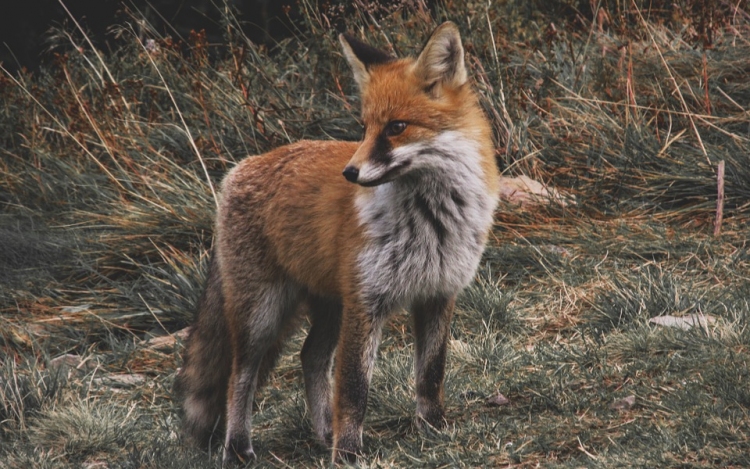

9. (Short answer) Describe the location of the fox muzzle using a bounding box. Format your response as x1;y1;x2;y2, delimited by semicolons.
342;166;360;183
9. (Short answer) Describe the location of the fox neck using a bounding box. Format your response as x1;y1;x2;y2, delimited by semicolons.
354;131;497;313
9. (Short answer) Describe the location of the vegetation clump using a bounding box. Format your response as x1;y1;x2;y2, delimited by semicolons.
1;1;749;467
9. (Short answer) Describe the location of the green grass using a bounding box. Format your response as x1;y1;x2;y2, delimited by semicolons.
2;0;750;467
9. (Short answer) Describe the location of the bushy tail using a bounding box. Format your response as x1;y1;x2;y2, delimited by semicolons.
175;253;231;447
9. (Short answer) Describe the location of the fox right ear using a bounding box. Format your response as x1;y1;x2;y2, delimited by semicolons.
339;34;394;90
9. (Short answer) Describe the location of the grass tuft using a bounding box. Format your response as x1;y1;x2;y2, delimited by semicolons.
2;0;750;467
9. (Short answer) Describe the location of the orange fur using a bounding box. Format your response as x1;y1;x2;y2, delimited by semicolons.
177;22;500;464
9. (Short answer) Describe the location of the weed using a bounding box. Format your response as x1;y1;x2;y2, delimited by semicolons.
1;0;749;467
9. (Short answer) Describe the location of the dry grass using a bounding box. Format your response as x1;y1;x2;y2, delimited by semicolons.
1;0;750;467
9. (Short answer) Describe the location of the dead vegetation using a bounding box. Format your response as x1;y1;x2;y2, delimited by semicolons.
1;0;749;467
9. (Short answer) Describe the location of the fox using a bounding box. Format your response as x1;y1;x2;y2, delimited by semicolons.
175;21;500;464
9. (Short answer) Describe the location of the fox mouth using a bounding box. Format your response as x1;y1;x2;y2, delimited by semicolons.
357;161;411;187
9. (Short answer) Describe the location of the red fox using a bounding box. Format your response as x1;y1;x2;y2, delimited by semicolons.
176;22;500;463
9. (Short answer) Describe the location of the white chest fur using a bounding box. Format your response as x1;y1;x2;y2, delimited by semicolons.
355;132;497;311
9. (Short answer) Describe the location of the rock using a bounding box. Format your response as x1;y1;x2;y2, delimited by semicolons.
649;314;717;330
49;354;83;370
145;327;190;351
486;392;510;407
97;373;147;388
498;175;571;207
610;395;636;410
49;354;98;374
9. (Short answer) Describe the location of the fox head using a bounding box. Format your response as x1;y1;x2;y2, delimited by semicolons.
339;22;491;187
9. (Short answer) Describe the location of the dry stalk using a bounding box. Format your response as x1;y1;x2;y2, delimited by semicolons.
626;42;637;125
0;64;127;192
56;0;134;122
714;160;725;236
632;2;709;165
61;65;127;179
702;52;711;116
136;35;218;207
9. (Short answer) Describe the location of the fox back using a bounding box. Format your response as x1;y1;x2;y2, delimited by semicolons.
176;22;499;464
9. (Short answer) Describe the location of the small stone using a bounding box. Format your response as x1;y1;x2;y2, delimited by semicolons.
146;327;191;350
609;395;636;411
486;393;510;407
60;304;92;313
49;354;83;370
100;373;147;388
649;314;717;330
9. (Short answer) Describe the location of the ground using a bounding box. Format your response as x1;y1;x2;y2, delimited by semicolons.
1;1;749;467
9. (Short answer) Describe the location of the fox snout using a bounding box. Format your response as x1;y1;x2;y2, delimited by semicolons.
341;140;372;184
342;165;359;182
342;134;410;186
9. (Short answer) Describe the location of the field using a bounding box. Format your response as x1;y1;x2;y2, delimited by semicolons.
1;0;749;467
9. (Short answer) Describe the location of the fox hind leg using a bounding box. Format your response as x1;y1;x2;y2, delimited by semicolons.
301;295;342;447
222;279;302;464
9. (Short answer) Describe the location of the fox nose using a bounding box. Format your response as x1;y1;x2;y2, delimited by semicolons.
342;166;359;183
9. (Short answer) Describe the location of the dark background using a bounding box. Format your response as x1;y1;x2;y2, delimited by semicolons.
0;0;299;74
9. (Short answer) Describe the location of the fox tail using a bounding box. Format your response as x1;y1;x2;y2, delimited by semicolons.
174;253;231;447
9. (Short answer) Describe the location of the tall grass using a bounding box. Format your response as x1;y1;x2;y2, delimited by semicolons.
1;0;749;467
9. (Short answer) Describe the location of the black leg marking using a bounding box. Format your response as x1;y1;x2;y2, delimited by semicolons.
333;310;386;463
302;295;343;447
412;296;455;430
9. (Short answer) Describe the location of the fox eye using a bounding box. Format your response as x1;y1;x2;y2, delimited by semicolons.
385;120;407;137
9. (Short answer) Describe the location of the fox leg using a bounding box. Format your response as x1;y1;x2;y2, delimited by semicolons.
412;295;455;429
222;279;300;464
300;295;342;447
331;300;387;463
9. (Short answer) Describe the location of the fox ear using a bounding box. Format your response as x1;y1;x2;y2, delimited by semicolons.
415;22;467;93
339;34;394;90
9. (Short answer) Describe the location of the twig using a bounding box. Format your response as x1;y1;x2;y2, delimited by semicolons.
657;128;687;157
577;436;599;461
139;292;170;336
486;2;499;71
626;42;637;125
702;52;711;116
714;160;725;236
715;85;748;113
721;0;750;22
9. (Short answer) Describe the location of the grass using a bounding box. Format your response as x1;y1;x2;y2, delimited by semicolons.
1;0;750;467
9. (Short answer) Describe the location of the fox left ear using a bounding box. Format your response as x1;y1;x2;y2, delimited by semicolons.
415;22;467;93
339;34;394;91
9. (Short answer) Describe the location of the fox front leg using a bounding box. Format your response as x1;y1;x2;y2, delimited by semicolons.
331;301;386;463
412;295;455;429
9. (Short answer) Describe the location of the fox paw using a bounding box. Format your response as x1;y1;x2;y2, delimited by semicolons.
332;433;362;464
223;435;256;465
417;407;447;430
